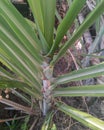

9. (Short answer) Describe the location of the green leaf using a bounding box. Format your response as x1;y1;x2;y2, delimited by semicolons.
57;102;104;130
25;18;49;54
0;0;43;92
55;62;104;85
27;0;44;34
11;89;31;105
82;54;104;59
27;0;49;53
51;0;104;65
0;53;38;89
41;112;57;130
27;0;56;53
41;0;56;47
0;58;12;71
25;18;37;33
0;66;14;80
0;0;42;63
55;9;62;23
49;0;86;56
0;36;41;91
37;24;50;54
0;79;41;99
53;85;104;97
21;116;30;130
0;79;29;89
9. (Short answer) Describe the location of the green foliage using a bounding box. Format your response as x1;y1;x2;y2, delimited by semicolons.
51;0;104;65
20;116;30;130
5;118;22;130
0;0;104;130
42;112;57;130
55;62;104;85
2;116;29;130
57;102;104;130
49;0;86;55
53;85;104;97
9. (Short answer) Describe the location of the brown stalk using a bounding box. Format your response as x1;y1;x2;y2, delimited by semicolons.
0;97;36;115
0;116;27;123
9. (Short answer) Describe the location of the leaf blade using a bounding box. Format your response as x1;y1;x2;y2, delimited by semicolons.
0;0;43;92
0;79;41;99
51;0;104;64
53;85;104;97
49;0;86;55
57;102;104;130
0;0;42;63
27;0;50;54
55;62;104;85
41;0;56;47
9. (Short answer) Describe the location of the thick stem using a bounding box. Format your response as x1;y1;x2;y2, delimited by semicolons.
42;62;53;116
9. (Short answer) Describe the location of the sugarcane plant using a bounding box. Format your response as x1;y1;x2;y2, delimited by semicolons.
0;0;104;129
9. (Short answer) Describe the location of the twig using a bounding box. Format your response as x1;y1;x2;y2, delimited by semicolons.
0;97;36;115
0;116;27;123
29;118;39;130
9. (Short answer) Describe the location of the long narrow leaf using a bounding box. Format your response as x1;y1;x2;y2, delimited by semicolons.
0;39;41;91
51;0;104;65
0;66;15;80
0;79;41;98
41;0;56;47
49;0;86;56
27;0;50;53
0;20;41;76
0;51;41;94
36;24;50;54
0;0;43;92
27;0;44;34
0;58;12;71
0;54;37;88
0;79;30;89
0;28;40;76
25;18;50;54
11;89;31;105
0;54;42;95
57;102;104;130
0;0;42;63
53;85;104;97
0;97;35;115
41;112;57;130
55;62;104;85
